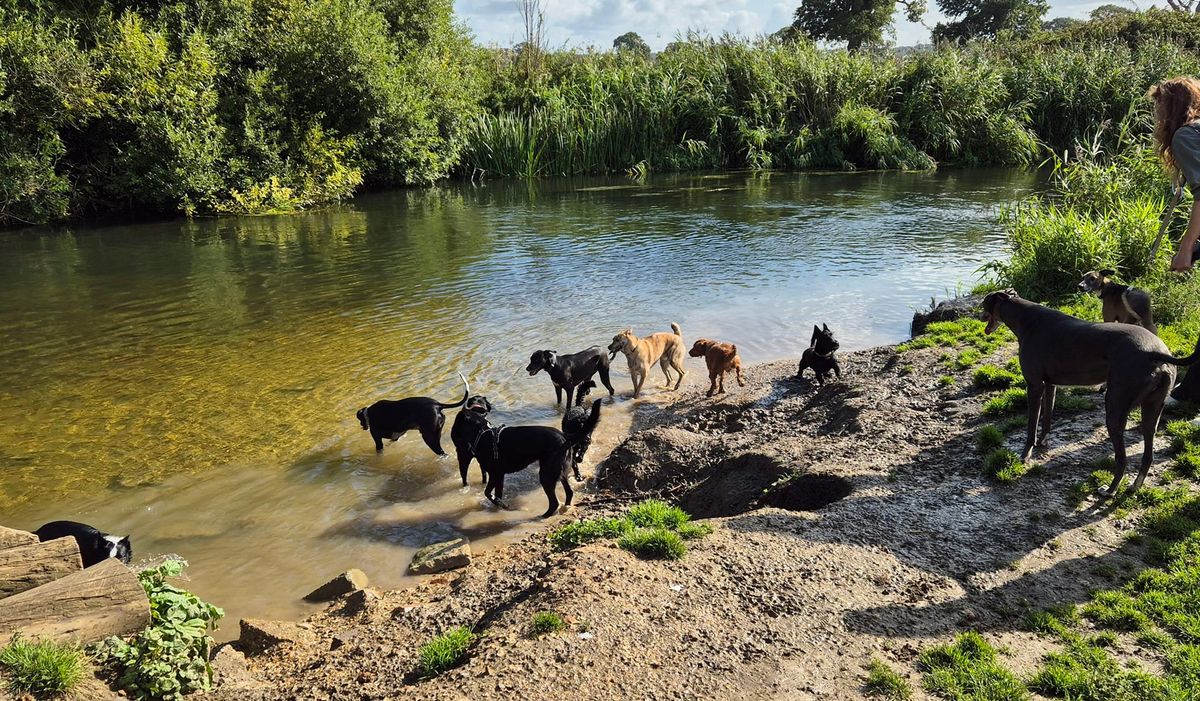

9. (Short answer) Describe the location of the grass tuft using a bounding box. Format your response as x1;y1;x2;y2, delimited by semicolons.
983;448;1026;484
617;528;686;560
548;517;631;550
864;658;912;699
626;499;691;529
0;636;86;698
418;627;475;677
982;388;1027;417
973;364;1022;390
976;425;1004;453
530;611;566;635
918;631;1028;700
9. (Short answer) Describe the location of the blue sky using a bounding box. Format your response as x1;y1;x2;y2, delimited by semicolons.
455;0;1134;49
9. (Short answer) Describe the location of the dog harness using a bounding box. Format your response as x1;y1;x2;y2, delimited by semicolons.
469;422;506;461
812;348;834;358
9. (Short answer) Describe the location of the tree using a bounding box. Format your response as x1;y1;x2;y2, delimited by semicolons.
1042;16;1081;31
1090;3;1134;19
613;31;650;57
790;0;926;51
932;0;1048;42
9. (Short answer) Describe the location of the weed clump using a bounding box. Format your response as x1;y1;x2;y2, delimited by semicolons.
918;631;1028;700
983;448;1026;483
982;388;1027;416
549;500;709;558
0;636;85;698
548;518;631;550
530;611;566;635
973;364;1022;390
418;627;475;677
976;425;1004;453
864;658;912;699
618;528;686;560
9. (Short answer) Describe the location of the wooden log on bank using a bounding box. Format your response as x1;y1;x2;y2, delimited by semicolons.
0;526;37;551
0;537;82;599
0;558;149;643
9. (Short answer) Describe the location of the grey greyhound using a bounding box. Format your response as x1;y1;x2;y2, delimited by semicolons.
983;289;1200;497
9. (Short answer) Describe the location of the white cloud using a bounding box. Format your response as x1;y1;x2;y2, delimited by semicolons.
455;0;1131;50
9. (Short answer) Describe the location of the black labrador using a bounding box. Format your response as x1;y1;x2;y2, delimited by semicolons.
984;289;1200;496
35;520;132;568
526;347;615;406
356;373;468;455
450;394;494;486
796;324;841;384
453;400;602;517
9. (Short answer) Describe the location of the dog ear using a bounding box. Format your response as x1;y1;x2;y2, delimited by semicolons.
822;323;830;333
1099;269;1115;278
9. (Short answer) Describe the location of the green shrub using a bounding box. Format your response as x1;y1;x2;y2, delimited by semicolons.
618;528;687;560
918;632;1028;700
0;636;86;698
984;448;1026;483
94;558;223;701
976;425;1005;453
418;627;475;677
864;658;912;699
530;611;566;635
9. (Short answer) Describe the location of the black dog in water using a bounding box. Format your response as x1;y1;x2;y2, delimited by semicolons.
453;398;602;517
356;373;468;454
450;394;494;486
561;380;603;465
797;324;841;384
526;347;615;407
35;521;132;568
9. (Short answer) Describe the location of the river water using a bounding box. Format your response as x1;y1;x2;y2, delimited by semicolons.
0;169;1036;636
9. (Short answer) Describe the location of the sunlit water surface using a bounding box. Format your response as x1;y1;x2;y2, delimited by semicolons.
0;170;1037;636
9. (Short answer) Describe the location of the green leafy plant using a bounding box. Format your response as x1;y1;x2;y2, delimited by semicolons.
418;627;475;677
93;558;223;701
0;636;86;698
530;611;566;635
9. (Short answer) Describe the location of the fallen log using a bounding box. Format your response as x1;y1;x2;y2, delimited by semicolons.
0;526;37;551
0;558;149;643
0;537;82;599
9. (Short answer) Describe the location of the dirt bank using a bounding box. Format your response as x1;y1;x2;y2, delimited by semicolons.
221;340;1167;700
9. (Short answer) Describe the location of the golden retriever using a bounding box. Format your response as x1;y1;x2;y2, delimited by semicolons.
607;323;686;398
688;338;745;396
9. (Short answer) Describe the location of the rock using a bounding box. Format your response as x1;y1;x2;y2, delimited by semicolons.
341;587;380;615
210;644;268;689
238;619;318;656
304;569;369;602
911;294;986;336
408;538;472;575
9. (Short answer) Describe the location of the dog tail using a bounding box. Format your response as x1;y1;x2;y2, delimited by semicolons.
575;380;597;406
671;322;682;336
1152;335;1200;367
437;372;470;408
564;399;603;443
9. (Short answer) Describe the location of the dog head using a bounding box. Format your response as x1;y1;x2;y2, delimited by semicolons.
1078;270;1114;294
810;324;840;355
983;289;1019;334
465;395;493;415
526;350;556;376
356;408;369;431
688;338;715;357
608;329;634;358
105;535;133;564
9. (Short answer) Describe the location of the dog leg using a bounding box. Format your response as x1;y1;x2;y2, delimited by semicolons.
706;371;718;397
1036;385;1056;449
599;365;616;396
672;358;686;389
554;383;563;405
539;463;560;518
564;384;575;408
833;359;842;380
736;362;745;387
717;370;726;394
1101;412;1129;497
419;425;447;457
1022;382;1045;461
372;432;385;452
659;358;674;389
632;370;644;398
457;452;473;487
1131;398;1164;494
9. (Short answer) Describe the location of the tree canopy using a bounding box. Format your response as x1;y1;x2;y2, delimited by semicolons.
932;0;1049;41
791;0;925;50
613;31;651;57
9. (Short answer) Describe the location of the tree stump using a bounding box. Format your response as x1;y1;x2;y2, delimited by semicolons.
0;537;82;599
0;526;37;551
0;558;149;643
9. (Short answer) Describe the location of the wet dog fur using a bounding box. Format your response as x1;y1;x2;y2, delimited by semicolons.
35;520;132;568
607;323;687;397
356;374;468;455
526;347;615;406
688;338;745;396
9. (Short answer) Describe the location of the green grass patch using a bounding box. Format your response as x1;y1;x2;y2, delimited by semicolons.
548;517;631;550
675;522;713;540
1166;419;1200;452
899;318;1012;354
0;636;86;698
982;388;1027;417
972;364;1022;390
1056;393;1095;412
976;425;1004;453
952;350;981;370
1029;638;1185;701
864;658;912;699
626;499;691;529
938;375;956;387
418;627;475;677
983;448;1026;484
617;528;686;560
918;631;1028;700
1025;603;1079;638
530;611;566;635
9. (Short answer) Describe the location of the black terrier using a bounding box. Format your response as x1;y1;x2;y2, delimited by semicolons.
796;324;841;384
561;380;602;465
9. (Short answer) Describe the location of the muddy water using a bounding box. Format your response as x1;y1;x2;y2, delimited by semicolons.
0;169;1036;636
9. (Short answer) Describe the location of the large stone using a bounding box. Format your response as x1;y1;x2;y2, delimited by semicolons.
303;569;368;602
238;619;318;656
408;538;471;575
910;294;986;337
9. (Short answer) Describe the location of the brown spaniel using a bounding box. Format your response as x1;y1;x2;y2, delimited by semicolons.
688;338;745;397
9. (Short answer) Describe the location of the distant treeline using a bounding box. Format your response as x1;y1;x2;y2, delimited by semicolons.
3;1;1200;226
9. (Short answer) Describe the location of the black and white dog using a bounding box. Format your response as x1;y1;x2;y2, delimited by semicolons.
453;398;602;517
450;394;495;486
796;324;842;384
561;380;602;465
356;373;468;454
35;521;132;568
526;347;615;407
